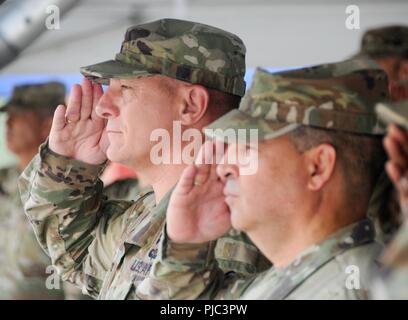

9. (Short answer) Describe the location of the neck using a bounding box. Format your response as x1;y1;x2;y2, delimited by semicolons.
127;137;204;203
249;191;366;268
137;162;187;204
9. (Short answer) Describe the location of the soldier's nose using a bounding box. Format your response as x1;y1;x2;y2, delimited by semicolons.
95;95;119;119
217;163;239;183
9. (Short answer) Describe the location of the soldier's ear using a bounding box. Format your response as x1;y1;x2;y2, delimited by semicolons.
305;143;337;191
179;84;209;126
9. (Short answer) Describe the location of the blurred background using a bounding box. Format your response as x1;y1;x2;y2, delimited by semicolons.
1;0;407;167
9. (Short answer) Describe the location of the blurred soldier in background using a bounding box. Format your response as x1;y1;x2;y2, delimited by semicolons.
0;82;67;299
355;25;408;101
0;81;92;299
356;26;408;243
372;100;408;299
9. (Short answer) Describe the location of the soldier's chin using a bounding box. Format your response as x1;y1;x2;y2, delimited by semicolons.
229;207;245;231
106;145;125;163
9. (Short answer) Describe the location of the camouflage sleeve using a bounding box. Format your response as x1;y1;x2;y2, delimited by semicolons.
18;142;134;299
215;230;271;276
136;227;256;300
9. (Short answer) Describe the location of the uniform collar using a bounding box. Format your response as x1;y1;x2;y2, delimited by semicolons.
124;186;175;247
266;218;376;299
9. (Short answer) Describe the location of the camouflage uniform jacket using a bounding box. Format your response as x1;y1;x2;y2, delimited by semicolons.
0;166;65;299
371;222;408;299
18;143;270;300
137;219;383;300
103;178;141;202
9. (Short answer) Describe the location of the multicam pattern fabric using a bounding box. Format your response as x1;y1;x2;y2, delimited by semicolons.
18;142;271;300
103;178;142;202
80;18;246;96
205;59;389;142
136;219;382;300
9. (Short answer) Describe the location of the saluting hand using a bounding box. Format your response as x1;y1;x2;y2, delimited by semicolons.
49;78;109;165
166;140;231;244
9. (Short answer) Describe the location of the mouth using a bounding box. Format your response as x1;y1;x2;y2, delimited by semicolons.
107;130;122;134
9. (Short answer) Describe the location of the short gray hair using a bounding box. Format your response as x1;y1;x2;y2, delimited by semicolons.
287;125;386;200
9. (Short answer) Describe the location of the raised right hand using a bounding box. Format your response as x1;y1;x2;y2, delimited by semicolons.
49;78;109;165
166;141;232;244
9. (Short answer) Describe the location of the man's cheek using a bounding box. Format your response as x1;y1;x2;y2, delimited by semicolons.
14;126;26;139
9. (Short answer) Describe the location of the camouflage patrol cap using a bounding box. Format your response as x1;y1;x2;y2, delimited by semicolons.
0;82;66;116
358;25;408;59
80;18;246;96
205;59;390;143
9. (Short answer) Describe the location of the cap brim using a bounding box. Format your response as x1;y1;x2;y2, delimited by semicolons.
204;109;300;144
80;59;155;84
0;102;17;113
349;52;366;59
